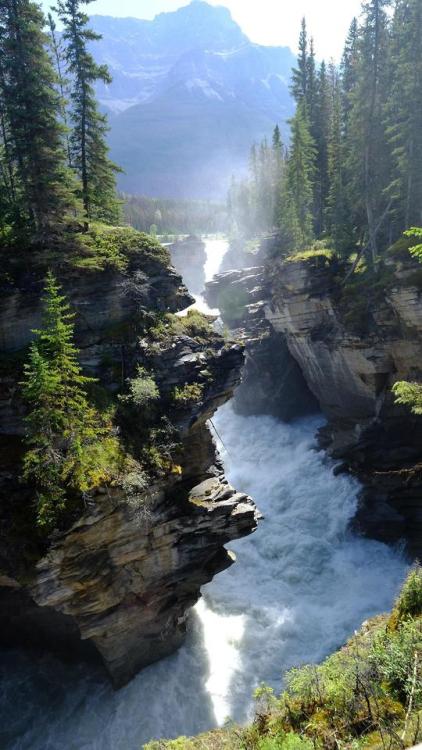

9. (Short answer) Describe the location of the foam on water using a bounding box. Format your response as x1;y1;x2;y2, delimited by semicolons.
0;239;408;749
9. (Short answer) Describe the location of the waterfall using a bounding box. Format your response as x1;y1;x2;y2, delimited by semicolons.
0;239;408;750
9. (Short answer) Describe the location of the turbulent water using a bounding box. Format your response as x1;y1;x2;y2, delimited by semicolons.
0;240;408;750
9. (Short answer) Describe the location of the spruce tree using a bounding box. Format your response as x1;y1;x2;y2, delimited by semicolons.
0;0;78;239
280;104;316;249
312;60;331;237
55;0;120;226
326;68;353;254
22;272;108;529
47;11;72;169
387;0;422;230
347;0;393;264
291;18;308;105
341;18;359;137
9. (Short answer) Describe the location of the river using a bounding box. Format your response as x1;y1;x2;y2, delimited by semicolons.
0;239;408;750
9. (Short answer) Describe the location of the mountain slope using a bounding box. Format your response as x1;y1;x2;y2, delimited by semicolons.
90;1;295;199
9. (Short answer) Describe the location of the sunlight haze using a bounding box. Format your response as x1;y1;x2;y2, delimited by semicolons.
42;0;363;59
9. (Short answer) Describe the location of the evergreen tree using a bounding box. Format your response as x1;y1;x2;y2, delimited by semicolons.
312;60;331;236
47;11;72;168
280;104;316;249
22;272;110;529
55;0;120;226
291;18;308;104
326;68;353;254
0;0;78;238
347;0;393;264
306;38;318;128
387;0;422;230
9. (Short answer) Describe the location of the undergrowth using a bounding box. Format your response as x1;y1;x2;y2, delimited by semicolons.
144;568;422;750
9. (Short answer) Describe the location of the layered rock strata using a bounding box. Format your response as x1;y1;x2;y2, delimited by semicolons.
0;241;259;687
206;247;422;555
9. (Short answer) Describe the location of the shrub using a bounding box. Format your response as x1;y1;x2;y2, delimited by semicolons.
71;223;170;271
123;367;160;407
393;381;422;415
394;567;422;622
173;383;204;406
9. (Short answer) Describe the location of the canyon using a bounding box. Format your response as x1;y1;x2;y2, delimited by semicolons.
0;236;414;749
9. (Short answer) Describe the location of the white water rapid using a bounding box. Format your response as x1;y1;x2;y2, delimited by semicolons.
0;239;408;750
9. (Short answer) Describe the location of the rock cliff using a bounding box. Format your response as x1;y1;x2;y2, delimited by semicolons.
267;251;422;554
0;232;259;687
206;243;422;556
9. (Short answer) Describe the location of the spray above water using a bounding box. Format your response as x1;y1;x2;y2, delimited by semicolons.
0;240;408;750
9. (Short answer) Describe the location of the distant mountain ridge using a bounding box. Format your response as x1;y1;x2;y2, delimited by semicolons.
90;1;295;199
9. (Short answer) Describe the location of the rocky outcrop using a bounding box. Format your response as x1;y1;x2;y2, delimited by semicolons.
2;475;257;688
167;235;206;296
206;240;422;556
265;251;422;555
205;267;318;421
0;237;259;687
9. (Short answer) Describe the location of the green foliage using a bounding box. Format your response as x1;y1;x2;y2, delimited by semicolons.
278;105;316;250
391;229;422;414
0;0;79;239
394;566;422;621
71;223;170;271
149;310;214;345
55;0;120;226
393;381;422;415
229;2;421;266
151;570;422;750
173;383;204;406
285;243;335;264
405;227;422;261
122;367;159;408
123;195;228;236
371;618;422;705
22;272;119;530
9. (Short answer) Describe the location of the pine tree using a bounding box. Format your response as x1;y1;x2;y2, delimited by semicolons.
291;18;308;105
22;272;110;529
341;17;359;136
346;0;393;264
0;0;78;238
280;104;316;249
387;0;422;230
47;11;72;168
306;38;318;128
55;0;120;226
312;60;331;237
326;68;353;254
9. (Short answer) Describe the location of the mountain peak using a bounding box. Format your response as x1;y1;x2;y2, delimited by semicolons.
153;1;246;51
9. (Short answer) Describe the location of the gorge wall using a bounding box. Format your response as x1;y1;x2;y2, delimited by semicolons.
206;239;422;556
0;234;259;687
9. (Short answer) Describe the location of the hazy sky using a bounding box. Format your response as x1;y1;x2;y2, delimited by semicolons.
41;0;363;59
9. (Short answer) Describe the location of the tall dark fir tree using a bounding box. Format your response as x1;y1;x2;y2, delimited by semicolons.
56;0;120;227
0;0;78;239
387;0;422;230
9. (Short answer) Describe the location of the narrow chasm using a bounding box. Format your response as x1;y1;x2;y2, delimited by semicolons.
0;237;409;750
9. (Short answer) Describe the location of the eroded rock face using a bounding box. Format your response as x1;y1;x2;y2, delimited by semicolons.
205;242;422;555
2;477;257;688
265;253;422;554
205;267;318;421
0;244;259;687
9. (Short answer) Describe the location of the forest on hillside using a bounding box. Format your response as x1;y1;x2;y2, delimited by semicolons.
228;0;422;266
123;194;228;236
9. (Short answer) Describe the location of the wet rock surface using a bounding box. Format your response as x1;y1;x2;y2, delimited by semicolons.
206;243;422;556
0;243;259;687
